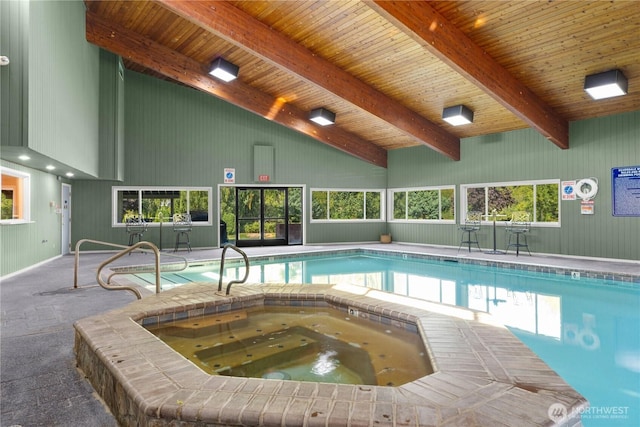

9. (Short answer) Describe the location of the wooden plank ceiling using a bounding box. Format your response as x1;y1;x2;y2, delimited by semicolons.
84;0;640;168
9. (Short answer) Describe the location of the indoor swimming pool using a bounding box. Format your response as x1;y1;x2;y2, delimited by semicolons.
129;251;640;427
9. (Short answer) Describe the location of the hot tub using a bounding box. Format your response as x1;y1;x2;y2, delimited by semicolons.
74;282;588;426
145;304;433;386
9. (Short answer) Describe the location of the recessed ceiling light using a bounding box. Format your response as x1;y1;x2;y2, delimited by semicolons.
46;165;56;170
65;172;74;177
19;155;30;161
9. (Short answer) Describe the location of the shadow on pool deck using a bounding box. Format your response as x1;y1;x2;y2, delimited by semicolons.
1;243;638;426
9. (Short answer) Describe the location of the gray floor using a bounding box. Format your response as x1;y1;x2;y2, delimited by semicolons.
1;243;638;427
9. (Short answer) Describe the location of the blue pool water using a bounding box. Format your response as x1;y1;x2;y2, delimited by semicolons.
136;252;640;426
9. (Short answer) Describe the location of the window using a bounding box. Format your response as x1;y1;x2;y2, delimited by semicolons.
112;187;212;225
1;167;31;223
461;180;559;225
389;186;455;222
311;189;384;221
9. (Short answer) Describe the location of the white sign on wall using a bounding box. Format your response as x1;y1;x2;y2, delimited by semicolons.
561;180;576;200
224;168;235;183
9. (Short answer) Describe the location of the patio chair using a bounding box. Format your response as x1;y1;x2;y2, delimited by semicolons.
125;215;147;246
458;211;482;252
173;213;192;252
505;211;531;256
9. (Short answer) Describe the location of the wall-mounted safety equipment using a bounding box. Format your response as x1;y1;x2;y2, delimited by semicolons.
575;178;598;200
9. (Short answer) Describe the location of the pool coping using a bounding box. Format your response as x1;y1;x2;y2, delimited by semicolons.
111;247;640;288
74;282;588;426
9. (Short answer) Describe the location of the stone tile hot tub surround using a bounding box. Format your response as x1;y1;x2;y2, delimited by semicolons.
74;282;587;426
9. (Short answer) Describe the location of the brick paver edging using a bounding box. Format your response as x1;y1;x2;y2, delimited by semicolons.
74;282;587;426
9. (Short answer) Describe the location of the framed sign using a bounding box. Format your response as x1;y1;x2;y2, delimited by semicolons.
612;166;640;216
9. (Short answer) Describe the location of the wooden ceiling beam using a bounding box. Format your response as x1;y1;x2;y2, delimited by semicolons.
368;0;569;150
85;11;387;168
155;0;460;160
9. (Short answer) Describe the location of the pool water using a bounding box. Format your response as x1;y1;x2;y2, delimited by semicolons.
134;252;640;427
145;305;433;386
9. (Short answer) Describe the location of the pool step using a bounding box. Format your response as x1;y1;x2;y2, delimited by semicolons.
194;327;319;375
156;311;248;339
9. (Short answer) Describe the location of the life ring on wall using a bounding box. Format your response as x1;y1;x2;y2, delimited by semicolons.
575;178;598;200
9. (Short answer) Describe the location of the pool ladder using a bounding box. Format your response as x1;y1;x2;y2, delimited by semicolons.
74;239;188;299
218;244;250;295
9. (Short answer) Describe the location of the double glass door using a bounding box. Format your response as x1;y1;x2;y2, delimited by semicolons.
229;187;302;247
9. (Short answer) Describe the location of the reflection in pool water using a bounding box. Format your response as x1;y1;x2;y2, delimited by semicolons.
146;305;432;386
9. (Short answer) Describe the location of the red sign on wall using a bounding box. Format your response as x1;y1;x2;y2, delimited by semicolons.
258;175;270;182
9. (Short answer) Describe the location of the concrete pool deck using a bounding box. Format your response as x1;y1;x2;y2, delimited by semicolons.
74;282;587;426
2;243;638;426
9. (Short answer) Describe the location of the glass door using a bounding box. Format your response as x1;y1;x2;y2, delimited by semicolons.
236;187;287;247
220;186;303;247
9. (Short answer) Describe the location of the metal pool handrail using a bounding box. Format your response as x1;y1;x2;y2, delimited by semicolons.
218;244;250;295
73;239;187;298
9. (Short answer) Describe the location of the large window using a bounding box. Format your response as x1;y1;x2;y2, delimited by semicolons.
461;180;560;225
389;187;455;222
1;167;31;223
113;187;212;225
311;189;384;221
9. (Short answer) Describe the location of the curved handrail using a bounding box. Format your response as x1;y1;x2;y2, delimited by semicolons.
74;239;129;288
73;238;188;297
218;244;250;295
95;242;162;299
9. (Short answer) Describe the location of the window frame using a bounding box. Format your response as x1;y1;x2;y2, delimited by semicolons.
111;186;213;227
388;186;456;224
1;167;31;224
460;179;561;228
310;188;386;223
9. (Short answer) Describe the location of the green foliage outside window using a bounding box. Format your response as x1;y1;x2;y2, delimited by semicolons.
288;187;302;223
312;190;383;220
116;188;211;223
1;191;13;220
220;187;303;240
393;191;406;219
465;181;559;223
329;191;363;219
536;184;559;222
311;191;328;220
220;186;237;237
392;187;455;221
366;192;381;219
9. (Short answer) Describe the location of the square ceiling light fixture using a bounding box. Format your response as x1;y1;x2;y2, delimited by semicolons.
442;105;474;126
584;69;628;100
309;107;336;126
208;57;239;82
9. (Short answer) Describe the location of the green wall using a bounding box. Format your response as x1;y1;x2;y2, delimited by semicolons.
1;0;101;277
27;0;101;176
388;111;639;260
70;70;388;250
1;0;28;149
1;160;63;276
